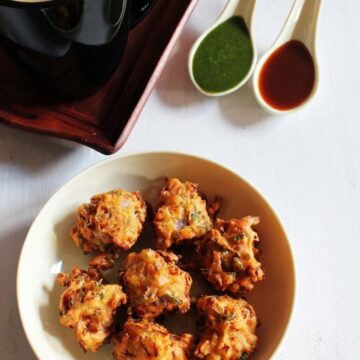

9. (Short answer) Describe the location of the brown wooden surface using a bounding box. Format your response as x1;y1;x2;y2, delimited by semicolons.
0;0;195;154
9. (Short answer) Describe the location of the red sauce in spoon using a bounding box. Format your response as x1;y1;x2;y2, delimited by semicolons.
259;40;315;111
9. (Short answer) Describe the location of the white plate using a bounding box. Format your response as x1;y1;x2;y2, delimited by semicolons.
17;152;296;360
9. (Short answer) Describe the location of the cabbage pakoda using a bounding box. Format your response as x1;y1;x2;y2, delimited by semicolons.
195;217;264;294
71;189;147;254
154;178;213;249
195;295;258;360
113;318;194;360
119;248;192;318
57;266;127;352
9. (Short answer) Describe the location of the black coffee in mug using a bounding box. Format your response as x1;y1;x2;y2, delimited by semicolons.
0;0;157;99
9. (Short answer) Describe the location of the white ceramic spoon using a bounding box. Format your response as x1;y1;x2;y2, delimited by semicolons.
253;0;322;115
188;0;257;97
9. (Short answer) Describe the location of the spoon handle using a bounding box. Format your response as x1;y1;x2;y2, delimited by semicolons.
273;0;322;50
293;0;322;51
218;0;256;27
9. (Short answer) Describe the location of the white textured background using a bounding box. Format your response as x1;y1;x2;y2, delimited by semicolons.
1;0;359;359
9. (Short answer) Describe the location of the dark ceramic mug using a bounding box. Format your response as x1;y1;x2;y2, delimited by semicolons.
0;0;157;99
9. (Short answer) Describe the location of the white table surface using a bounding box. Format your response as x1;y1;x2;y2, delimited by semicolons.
1;0;359;359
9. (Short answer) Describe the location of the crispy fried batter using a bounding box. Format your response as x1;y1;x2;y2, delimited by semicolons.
70;189;147;254
119;248;192;318
89;252;119;271
195;217;264;294
57;267;127;352
206;196;222;221
154;178;212;249
113;318;194;360
195;295;258;360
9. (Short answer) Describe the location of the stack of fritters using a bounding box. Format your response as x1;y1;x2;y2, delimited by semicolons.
57;178;265;359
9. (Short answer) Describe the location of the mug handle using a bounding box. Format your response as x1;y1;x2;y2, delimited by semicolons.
130;0;157;28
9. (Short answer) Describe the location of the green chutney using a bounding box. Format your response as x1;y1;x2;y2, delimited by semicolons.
192;16;253;93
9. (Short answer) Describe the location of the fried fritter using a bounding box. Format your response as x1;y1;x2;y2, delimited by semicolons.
113;318;194;360
119;248;192;318
154;178;212;249
195;295;258;360
70;189;147;254
195;217;264;294
88;252;119;271
57;267;127;352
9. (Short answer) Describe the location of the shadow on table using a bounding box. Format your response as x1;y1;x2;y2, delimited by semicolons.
156;28;206;109
0;225;37;360
0;123;80;173
218;81;271;128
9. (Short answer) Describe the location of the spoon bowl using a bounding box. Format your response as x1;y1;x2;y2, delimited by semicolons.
253;0;322;114
189;0;257;97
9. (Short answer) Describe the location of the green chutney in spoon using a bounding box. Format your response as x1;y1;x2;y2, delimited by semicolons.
192;16;254;94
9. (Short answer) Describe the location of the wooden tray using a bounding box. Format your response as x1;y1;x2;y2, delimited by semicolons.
0;0;197;154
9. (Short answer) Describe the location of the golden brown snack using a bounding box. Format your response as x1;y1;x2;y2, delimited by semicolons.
154;178;212;249
119;248;192;318
195;217;264;294
113;318;194;360
70;189;147;254
88;252;119;271
195;295;258;360
57;267;127;352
